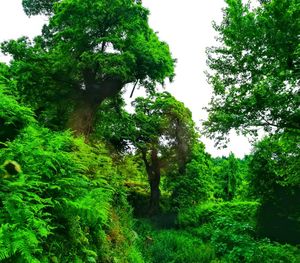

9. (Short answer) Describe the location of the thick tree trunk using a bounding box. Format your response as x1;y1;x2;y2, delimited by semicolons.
67;95;98;136
149;169;161;214
142;148;161;215
68;78;123;136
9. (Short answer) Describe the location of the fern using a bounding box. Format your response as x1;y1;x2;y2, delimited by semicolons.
0;91;142;262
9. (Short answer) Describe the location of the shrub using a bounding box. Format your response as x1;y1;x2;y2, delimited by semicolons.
0;126;115;262
145;230;215;263
170;143;213;210
177;201;300;262
177;201;258;228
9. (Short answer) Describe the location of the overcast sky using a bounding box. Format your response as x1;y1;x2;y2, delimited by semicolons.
0;0;252;158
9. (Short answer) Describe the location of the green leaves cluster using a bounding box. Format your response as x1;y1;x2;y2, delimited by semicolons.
0;84;35;145
170;143;213;209
205;0;300;144
132;92;197;168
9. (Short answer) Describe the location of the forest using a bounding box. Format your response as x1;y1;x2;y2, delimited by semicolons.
0;0;299;262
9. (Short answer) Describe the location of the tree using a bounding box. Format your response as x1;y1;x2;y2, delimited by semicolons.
22;0;59;16
2;0;175;134
212;153;240;201
222;153;238;201
204;0;300;144
203;0;300;243
131;92;197;213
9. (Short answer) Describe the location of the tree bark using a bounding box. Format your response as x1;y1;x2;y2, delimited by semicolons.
141;148;161;215
67;78;123;136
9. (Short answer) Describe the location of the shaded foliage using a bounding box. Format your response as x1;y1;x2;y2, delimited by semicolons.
250;132;300;244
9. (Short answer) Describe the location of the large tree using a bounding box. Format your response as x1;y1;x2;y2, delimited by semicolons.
2;0;175;134
204;0;300;144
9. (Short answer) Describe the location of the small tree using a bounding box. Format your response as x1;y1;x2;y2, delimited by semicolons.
131;92;197;213
170;142;213;209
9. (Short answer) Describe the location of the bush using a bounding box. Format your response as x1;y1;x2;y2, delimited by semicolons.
144;229;215;263
177;201;300;262
0;126;114;262
170;143;213;210
177;201;258;228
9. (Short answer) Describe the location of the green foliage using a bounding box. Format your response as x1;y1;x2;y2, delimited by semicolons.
177;201;258;228
212;154;250;201
178;201;299;262
22;0;59;16
0;91;143;262
135;220;215;263
93;96;134;152
105;92;197;213
249;132;300;243
148;230;215;263
170;142;213;209
0;86;35;145
132;92;197;153
0;126;111;262
1;1;299;261
204;0;300;144
202;0;300;256
0;63;11;87
250;132;300;194
131;91;197;174
1;36;75;130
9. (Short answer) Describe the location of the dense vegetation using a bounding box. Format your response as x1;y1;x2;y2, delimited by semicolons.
0;0;299;262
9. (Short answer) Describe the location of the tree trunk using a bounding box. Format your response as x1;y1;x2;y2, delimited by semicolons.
141;148;161;215
68;78;123;136
67;95;98;136
149;170;161;214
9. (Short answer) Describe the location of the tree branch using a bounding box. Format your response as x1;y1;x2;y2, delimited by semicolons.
130;80;139;98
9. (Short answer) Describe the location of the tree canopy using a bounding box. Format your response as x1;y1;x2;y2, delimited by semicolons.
204;0;300;144
2;0;175;134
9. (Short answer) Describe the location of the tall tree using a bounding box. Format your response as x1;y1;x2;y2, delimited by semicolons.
204;0;300;144
204;0;300;242
2;0;175;134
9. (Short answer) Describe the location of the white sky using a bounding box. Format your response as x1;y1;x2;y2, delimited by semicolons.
0;0;252;158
